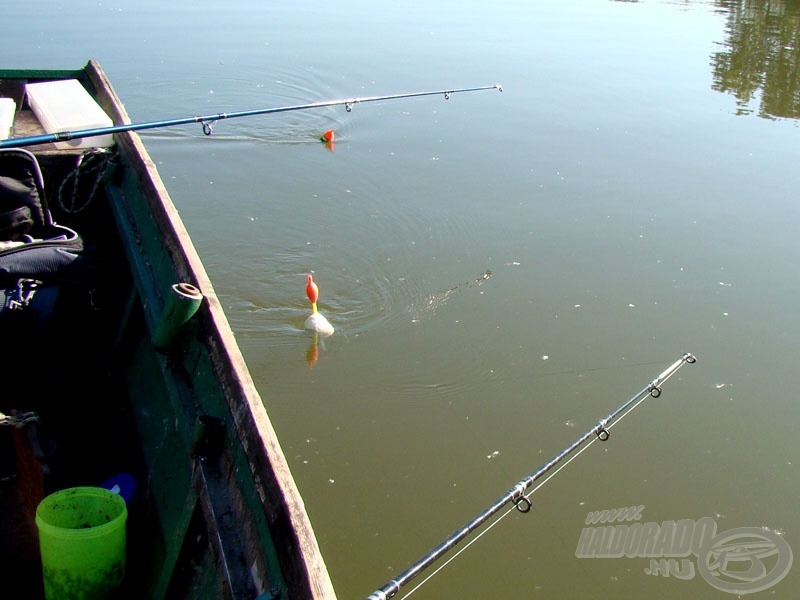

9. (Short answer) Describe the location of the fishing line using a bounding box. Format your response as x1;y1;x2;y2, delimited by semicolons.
367;353;696;600
538;358;669;379
428;356;678;494
400;391;646;599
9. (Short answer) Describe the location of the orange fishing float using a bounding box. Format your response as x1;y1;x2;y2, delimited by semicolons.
306;274;319;313
304;274;334;336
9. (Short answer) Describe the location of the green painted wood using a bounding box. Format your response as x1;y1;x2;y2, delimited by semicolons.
0;62;336;599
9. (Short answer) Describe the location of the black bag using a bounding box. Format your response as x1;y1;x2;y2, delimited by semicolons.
0;149;86;325
0;149;84;277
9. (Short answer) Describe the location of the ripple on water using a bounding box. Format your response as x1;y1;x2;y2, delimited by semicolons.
218;154;488;344
138;67;354;145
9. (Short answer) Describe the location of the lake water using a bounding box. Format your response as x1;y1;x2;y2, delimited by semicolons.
4;1;800;597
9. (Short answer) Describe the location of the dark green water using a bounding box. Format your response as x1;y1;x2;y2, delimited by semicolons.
4;1;799;597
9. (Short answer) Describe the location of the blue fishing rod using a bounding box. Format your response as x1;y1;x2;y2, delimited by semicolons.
0;84;502;149
366;352;696;600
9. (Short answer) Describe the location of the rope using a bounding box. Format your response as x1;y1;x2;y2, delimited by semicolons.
57;148;113;215
0;411;39;428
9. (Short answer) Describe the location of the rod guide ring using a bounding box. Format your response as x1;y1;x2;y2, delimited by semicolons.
513;496;532;513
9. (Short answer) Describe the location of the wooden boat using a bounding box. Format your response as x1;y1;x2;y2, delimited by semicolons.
0;60;337;599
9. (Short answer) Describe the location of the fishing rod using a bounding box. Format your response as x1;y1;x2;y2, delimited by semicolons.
0;84;503;149
366;352;696;600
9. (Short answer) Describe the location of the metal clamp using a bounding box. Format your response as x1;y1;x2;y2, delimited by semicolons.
510;483;532;513
596;420;610;441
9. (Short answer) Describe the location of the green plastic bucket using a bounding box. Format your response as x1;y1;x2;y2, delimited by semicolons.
35;486;127;599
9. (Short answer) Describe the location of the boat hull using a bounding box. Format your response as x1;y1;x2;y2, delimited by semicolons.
0;60;336;600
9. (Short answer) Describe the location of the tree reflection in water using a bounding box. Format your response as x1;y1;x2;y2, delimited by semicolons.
712;0;800;119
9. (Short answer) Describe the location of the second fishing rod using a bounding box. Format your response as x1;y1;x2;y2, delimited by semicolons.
366;352;697;600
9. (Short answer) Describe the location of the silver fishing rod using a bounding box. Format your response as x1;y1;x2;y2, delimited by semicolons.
367;352;696;600
0;84;503;149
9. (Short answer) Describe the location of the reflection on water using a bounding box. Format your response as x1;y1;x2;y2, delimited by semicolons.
712;0;800;118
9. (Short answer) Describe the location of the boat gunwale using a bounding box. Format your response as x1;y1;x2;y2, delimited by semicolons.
4;60;336;599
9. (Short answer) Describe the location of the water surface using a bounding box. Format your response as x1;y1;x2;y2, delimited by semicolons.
3;1;799;597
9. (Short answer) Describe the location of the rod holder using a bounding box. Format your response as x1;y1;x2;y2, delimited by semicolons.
102;154;123;185
153;282;204;350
